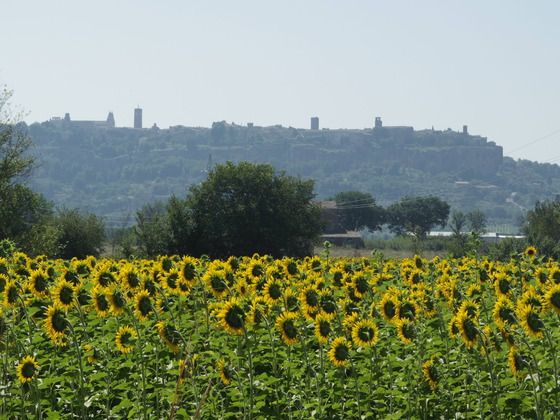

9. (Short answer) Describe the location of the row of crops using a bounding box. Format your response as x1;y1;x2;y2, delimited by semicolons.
1;248;559;419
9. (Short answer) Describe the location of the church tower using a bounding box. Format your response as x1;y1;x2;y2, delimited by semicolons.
134;107;142;129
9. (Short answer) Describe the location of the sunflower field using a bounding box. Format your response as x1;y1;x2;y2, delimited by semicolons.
1;248;559;419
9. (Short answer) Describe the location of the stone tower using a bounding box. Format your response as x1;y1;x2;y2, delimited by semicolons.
106;112;115;128
311;117;319;130
134;107;142;129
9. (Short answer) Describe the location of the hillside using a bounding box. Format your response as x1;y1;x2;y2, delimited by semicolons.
26;118;560;229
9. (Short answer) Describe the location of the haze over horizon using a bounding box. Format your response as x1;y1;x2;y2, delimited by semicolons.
3;0;560;164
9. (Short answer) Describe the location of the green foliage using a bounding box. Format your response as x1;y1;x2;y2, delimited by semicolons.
467;209;487;234
134;202;173;257
484;237;530;261
520;199;560;259
334;191;386;231
188;161;324;258
0;86;36;189
0;183;53;242
53;208;106;259
387;196;450;239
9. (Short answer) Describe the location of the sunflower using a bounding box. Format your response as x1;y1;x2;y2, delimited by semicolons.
314;313;332;344
248;296;269;325
91;286;111;318
328;336;351;367
351;273;370;298
107;286;128;316
134;290;154;321
549;267;560;285
84;344;101;364
92;269;117;290
203;269;229;299
234;277;252;298
115;325;137;354
246;260;266;284
275;312;299;346
61;267;80;286
544;283;560;314
119;266;142;292
517;303;544;338
155;321;182;353
457;299;480;321
379;292;399;323
300;285;320;313
27;269;51;299
493;295;517;329
524;246;537;259
3;280;20;308
217;358;233;385
534;267;549;288
51;279;76;310
162;269;181;293
395;318;415;345
398;299;420;322
44;303;69;346
482;325;502;353
493;272;515;298
351;319;379;348
518;286;544;311
17;356;40;383
283;288;300;313
178;354;198;383
456;308;478;349
508;346;529;378
218;297;246;335
466;283;483;303
0;273;8;293
263;278;284;305
319;292;338;319
422;359;439;391
180;257;199;286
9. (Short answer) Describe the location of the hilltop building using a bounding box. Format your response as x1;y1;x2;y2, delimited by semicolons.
311;117;319;130
134;107;142;129
49;112;115;129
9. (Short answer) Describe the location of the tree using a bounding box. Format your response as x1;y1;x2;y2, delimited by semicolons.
0;85;35;189
467;210;487;235
334;191;386;232
54;208;106;259
0;184;53;243
521;199;560;259
448;209;467;236
387;196;450;239
134;202;172;257
187;161;323;258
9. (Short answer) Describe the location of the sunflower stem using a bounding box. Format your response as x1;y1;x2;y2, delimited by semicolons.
543;326;559;410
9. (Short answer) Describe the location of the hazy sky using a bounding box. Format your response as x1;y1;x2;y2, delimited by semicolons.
3;0;560;163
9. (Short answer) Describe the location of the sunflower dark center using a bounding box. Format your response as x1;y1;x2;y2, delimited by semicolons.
268;283;282;300
527;311;544;333
305;289;319;307
358;326;375;343
96;294;110;312
383;300;397;319
210;275;227;293
21;362;36;379
318;320;331;338
282;319;298;339
52;311;68;333
334;343;349;362
225;306;245;330
59;286;74;305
